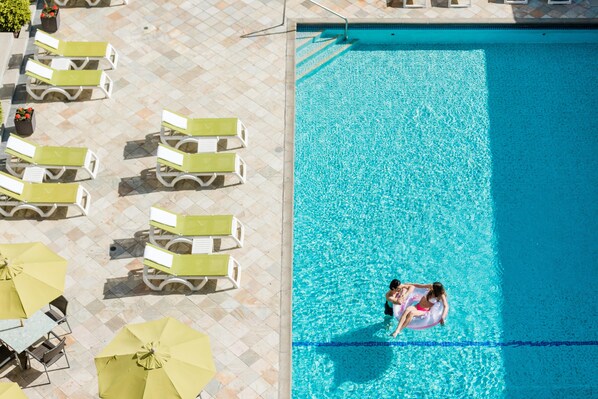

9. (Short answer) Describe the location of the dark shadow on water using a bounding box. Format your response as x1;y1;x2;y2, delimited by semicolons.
316;322;393;388
485;42;598;395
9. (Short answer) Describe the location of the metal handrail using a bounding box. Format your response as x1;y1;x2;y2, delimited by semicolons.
308;0;349;41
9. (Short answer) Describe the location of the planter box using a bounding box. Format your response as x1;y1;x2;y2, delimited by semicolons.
40;10;60;33
14;110;35;136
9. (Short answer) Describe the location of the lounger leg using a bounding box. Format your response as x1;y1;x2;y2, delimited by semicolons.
9;203;58;218
164;236;193;250
45;167;67;180
155;168;176;187
5;162;25;178
26;84;45;101
27;84;83;101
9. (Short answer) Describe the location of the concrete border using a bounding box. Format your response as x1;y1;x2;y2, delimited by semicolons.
279;18;597;399
278;17;297;399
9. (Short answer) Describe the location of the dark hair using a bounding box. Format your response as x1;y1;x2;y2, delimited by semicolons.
431;282;445;298
389;279;400;290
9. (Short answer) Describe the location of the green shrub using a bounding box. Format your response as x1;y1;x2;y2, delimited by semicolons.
0;102;3;126
0;0;31;33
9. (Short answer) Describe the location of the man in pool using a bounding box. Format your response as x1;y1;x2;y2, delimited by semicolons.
385;279;414;317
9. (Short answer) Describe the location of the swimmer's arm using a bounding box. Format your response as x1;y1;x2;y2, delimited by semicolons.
405;283;433;289
386;292;402;305
440;294;449;324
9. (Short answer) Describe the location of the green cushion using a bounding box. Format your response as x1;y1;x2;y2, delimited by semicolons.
35;40;108;57
144;252;231;277
151;213;234;236
163;117;238;137
34;146;87;166
23;182;80;203
159;152;237;173
52;69;103;86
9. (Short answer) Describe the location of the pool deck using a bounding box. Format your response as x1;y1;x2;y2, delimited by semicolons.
0;0;596;398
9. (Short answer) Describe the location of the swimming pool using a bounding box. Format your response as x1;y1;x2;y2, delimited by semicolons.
293;25;598;398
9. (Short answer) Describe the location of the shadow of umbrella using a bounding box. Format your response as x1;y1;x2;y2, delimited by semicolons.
316;322;393;388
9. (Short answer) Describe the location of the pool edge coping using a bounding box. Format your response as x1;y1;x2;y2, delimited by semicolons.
279;17;598;399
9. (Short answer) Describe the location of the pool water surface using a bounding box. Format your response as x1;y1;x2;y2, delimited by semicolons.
293;26;598;398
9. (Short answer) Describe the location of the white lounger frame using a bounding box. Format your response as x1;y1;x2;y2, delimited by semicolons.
155;146;247;188
148;206;245;249
5;136;100;180
34;31;119;70
0;178;91;218
160;110;249;149
25;60;113;101
142;245;241;291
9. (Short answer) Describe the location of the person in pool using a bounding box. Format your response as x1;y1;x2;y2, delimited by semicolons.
384;279;414;316
391;282;449;338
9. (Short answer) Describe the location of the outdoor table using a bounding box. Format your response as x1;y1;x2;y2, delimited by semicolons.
0;310;58;369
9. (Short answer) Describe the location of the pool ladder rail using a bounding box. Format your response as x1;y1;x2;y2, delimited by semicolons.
295;31;357;82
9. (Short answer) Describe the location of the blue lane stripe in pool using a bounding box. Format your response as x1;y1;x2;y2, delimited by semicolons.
293;341;598;348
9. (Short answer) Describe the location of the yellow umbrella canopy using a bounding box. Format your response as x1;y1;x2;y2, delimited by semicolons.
0;242;67;319
95;317;217;399
0;382;28;399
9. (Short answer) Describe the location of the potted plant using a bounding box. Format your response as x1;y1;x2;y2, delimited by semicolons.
14;107;35;136
0;0;32;38
40;0;59;34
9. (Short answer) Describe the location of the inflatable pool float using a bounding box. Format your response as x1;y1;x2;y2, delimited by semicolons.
393;287;444;330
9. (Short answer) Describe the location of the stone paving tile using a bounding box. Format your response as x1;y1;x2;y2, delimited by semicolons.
0;0;594;398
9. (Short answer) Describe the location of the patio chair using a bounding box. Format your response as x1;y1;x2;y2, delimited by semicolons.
25;331;70;385
34;30;118;69
5;134;100;180
156;144;247;187
0;345;16;371
160;109;248;149
142;243;241;291
0;171;91;217
149;206;245;249
45;295;71;335
54;0;128;6
25;59;113;101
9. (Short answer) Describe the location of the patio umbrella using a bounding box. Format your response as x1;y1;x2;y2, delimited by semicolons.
0;242;67;319
95;317;216;399
0;382;27;399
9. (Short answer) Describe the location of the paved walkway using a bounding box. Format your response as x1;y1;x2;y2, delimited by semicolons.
0;0;595;398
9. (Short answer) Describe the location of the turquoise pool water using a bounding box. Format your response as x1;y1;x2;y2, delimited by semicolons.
293;26;598;398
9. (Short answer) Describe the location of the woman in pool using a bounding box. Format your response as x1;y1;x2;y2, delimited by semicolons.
391;282;449;337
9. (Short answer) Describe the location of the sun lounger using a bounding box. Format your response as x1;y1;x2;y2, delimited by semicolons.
0;171;91;217
160;109;248;149
54;0;128;6
149;206;245;249
5;134;99;180
156;144;247;187
142;243;241;291
25;59;113;101
34;30;118;69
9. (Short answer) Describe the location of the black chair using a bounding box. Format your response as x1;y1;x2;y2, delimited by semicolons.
25;331;70;385
0;344;16;371
45;295;71;334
